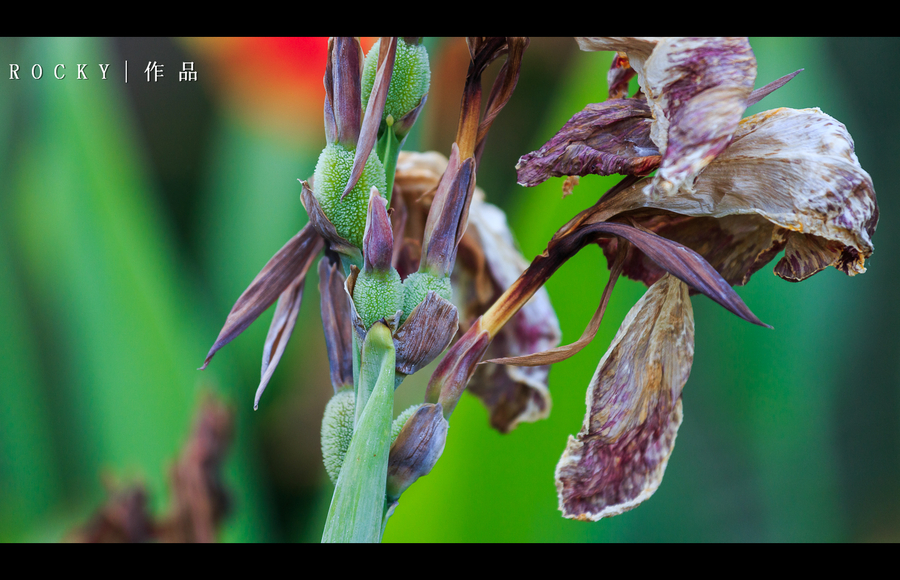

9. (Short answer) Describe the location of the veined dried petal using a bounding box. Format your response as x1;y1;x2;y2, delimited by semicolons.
420;143;476;276
556;274;693;520
394;291;459;377
577;37;757;199
201;224;323;370
642;37;756;197
516;98;660;187
608;52;636;100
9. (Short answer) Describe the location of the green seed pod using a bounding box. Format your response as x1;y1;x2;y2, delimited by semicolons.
401;271;452;324
352;268;404;329
320;388;356;485
312;142;388;249
362;38;430;129
391;404;420;445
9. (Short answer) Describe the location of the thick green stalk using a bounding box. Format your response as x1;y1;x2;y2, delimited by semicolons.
322;322;396;543
377;124;403;205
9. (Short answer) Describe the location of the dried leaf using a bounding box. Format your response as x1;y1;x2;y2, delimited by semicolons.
556;274;693;520
201;224;323;370
318;256;354;391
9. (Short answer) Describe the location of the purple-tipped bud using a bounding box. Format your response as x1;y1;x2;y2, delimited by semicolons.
419;143;476;277
362;188;394;274
324;37;364;150
386;403;448;501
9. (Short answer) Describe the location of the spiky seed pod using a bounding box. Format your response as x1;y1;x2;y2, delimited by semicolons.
362;38;430;136
352;268;404;328
400;271;452;324
391;404;420;444
312;143;388;250
320;388;356;484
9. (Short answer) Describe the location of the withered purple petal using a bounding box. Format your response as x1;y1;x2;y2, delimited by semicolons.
200;224;323;370
516;98;659;187
556;274;693;520
330;37;364;150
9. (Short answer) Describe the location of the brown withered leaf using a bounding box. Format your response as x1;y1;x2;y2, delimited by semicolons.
201;224;323;370
556;274;693;520
256;271;306;410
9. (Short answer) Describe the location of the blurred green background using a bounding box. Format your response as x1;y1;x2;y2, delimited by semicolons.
0;37;896;542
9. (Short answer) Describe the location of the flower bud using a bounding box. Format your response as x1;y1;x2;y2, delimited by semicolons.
351;190;404;328
320;388;355;484
362;37;430;139
386;403;448;501
312;142;388;250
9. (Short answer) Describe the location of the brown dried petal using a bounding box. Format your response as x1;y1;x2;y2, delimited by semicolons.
746;69;803;107
300;180;363;267
318;256;354;391
420;147;476;276
394;291;459;376
386;403;449;501
474;37;528;166
516;98;660;187
200;224;323;370
556;274;693;520
428;318;492;419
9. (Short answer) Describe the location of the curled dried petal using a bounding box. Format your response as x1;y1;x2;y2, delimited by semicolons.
318;256;354;391
516;98;659;187
386;403;449;501
556;274;693;520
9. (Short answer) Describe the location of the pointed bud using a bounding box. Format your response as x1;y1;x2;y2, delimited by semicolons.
420;143;475;277
426;316;492;419
362;188;394;274
386;403;448;501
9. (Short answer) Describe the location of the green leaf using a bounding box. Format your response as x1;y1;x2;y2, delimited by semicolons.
322;322;395;543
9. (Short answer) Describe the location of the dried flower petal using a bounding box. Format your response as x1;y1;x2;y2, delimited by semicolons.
256;270;306;410
589;108;877;283
386;403;449;501
556;274;693;520
394;291;459;377
516;98;660;187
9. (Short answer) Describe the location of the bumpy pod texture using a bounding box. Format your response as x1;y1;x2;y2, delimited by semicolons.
362;38;430;123
313;143;388;249
352;268;404;328
401;272;452;324
321;388;356;484
391;404;419;444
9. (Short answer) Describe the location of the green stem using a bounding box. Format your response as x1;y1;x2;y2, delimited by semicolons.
322;323;396;543
377;124;403;205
